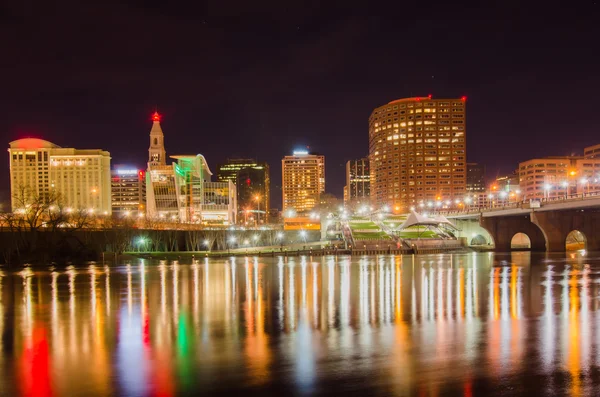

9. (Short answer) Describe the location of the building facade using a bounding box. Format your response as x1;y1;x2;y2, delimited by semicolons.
8;138;111;213
584;144;600;159
344;158;370;206
216;158;259;184
282;151;325;214
494;172;519;192
466;162;486;193
144;114;236;224
369;96;466;211
237;165;270;223
518;147;600;199
111;167;146;217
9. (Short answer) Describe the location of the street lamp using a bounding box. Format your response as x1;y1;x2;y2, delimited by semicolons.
254;195;261;226
544;183;552;200
299;230;307;243
580;178;590;195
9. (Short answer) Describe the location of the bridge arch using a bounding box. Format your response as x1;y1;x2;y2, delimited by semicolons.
511;233;531;250
470;234;488;246
565;230;587;251
480;215;547;252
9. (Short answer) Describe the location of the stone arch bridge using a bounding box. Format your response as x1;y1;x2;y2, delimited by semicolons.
446;195;600;252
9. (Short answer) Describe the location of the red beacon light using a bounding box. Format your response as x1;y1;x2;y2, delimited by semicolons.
152;111;161;122
461;96;467;101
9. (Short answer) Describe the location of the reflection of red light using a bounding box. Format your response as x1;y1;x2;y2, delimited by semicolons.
152;111;161;122
20;325;52;396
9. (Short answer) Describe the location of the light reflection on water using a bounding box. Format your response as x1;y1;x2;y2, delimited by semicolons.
1;252;600;396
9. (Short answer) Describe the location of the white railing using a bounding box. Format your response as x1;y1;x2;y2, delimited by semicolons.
426;190;600;216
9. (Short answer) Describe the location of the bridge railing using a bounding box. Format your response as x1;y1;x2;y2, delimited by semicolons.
427;189;600;216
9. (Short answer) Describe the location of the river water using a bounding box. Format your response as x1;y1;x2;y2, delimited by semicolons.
1;252;600;396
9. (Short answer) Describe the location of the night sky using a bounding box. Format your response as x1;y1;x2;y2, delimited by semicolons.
2;1;600;209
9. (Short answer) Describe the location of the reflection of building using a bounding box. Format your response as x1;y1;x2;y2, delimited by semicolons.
111;167;146;217
282;150;325;214
144;113;236;224
466;163;485;193
236;164;270;219
518;144;600;199
369;96;467;211
344;158;370;206
8;138;111;213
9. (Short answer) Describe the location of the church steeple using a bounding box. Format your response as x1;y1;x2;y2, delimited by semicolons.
148;111;166;166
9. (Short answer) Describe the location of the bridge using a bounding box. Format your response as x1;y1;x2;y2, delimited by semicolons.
433;192;600;252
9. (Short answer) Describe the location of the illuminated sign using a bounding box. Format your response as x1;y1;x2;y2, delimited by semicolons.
293;150;309;155
116;169;139;175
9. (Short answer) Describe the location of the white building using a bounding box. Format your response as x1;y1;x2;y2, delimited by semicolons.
144;113;237;224
8;138;111;213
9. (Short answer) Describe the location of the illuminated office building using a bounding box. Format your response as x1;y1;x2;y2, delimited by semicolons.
369;96;466;211
8;138;111;213
466;163;485;193
282;150;325;214
518;151;600;199
237;165;270;221
344;158;370;206
111;167;145;217
217;158;259;184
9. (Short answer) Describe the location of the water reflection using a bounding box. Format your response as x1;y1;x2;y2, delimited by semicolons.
1;252;600;395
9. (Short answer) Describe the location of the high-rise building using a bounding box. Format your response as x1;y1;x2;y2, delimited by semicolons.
237;165;270;222
8;138;111;213
344;158;370;206
111;166;146;217
466;163;486;192
282;150;325;214
144;113;236;224
216;158;259;185
369;96;466;211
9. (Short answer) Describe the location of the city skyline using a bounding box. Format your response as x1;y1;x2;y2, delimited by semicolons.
3;3;600;208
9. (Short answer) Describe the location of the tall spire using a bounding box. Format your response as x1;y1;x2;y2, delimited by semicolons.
148;110;166;166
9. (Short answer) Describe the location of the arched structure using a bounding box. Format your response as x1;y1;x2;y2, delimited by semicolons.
470;234;487;246
531;210;600;252
511;233;531;250
565;230;587;251
480;214;546;252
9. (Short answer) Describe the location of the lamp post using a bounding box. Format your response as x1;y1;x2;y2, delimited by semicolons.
254;195;260;226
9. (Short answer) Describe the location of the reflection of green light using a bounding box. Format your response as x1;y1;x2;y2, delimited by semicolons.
177;312;193;388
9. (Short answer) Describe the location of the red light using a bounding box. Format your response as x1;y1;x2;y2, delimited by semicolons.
428;94;432;99
152;111;161;122
246;178;251;186
415;97;421;101
461;96;467;101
